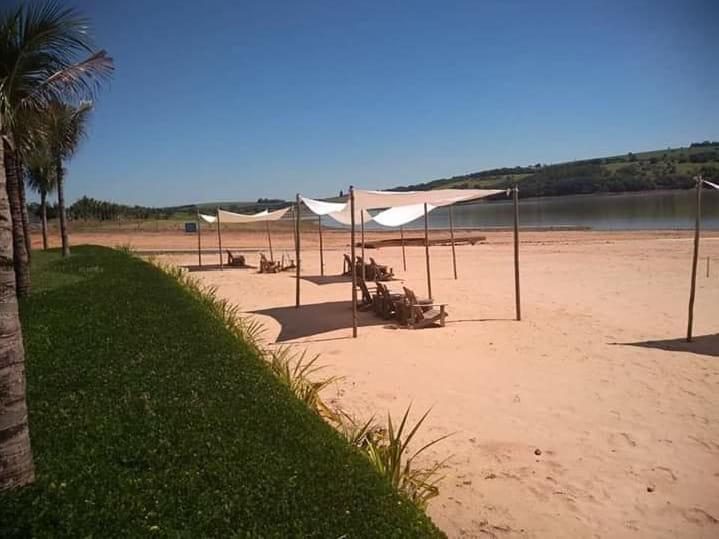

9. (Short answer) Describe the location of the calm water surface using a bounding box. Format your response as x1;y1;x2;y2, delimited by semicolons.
388;190;719;231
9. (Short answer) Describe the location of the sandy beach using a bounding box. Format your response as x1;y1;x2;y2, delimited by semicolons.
60;228;719;538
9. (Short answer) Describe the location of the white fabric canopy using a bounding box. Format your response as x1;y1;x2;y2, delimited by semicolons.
353;188;504;210
300;196;372;225
217;207;289;223
704;179;719;190
199;213;217;224
372;203;438;227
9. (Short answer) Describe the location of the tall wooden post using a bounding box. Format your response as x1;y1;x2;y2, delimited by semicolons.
295;195;301;308
361;216;366;281
291;205;297;248
449;204;458;279
318;215;324;276
266;220;274;262
400;226;407;271
687;176;703;342
513;187;521;321
216;207;223;270
350;187;358;338
196;211;202;269
424;202;432;301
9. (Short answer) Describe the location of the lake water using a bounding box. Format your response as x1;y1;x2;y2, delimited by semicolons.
386;190;719;231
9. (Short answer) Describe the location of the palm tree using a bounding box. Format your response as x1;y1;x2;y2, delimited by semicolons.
0;1;113;492
25;137;55;250
43;100;92;256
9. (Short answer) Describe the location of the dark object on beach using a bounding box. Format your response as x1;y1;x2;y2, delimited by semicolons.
534;448;542;456
185;222;197;233
226;250;247;267
647;485;655;493
360;234;486;249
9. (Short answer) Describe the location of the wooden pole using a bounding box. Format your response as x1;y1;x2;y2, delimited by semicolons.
361;216;366;281
196;211;202;269
706;257;710;278
266;220;274;262
350;187;358;338
291;205;297;248
295;195;301;308
216;207;223;270
513;187;521;321
424;202;432;301
400;225;407;271
449;204;458;279
318;215;324;276
687;176;703;342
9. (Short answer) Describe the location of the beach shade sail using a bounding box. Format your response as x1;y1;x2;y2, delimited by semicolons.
199;207;291;269
296;187;516;338
704;179;719;190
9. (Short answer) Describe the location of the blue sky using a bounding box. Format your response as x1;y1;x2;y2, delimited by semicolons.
60;0;718;206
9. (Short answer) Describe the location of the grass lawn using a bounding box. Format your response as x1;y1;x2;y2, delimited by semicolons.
0;246;443;537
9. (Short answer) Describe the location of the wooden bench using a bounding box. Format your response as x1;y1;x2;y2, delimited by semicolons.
226;250;247;266
402;286;448;328
259;253;281;273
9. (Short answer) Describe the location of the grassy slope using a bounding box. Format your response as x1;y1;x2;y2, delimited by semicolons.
1;247;443;538
415;144;719;191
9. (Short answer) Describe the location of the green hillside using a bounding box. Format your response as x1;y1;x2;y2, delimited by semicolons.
393;141;719;198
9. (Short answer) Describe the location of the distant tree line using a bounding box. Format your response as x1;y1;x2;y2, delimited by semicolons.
67;196;177;220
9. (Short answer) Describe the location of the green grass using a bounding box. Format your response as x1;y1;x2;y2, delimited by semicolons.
1;246;443;538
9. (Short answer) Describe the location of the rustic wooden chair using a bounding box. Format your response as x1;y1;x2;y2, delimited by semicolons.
226;250;246;267
369;257;394;281
402;286;448;328
374;281;403;320
343;254;354;276
259;253;281;273
356;278;378;311
280;254;296;271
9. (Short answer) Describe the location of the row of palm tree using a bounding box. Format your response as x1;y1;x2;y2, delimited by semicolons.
0;1;113;491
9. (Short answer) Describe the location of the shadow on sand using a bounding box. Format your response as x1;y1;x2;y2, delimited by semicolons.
300;274;351;285
616;333;719;358
183;264;256;272
250;300;387;342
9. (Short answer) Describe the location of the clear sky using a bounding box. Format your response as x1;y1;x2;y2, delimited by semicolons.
60;0;718;206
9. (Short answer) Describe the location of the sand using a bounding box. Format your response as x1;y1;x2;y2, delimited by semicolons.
58;227;719;537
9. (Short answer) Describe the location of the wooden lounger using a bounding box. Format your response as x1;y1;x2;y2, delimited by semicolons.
226;250;247;266
369;257;394;281
356;278;377;311
259;253;281;273
374;281;403;320
402;286;448;328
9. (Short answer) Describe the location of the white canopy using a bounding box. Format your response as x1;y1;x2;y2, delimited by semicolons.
705;179;719;190
372;203;438;227
299;196;372;225
353;188;504;210
199;213;217;224
217;207;290;223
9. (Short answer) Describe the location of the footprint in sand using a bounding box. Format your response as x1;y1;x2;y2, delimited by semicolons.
681;507;719;526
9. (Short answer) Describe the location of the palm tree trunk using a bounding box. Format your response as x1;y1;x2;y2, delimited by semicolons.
40;190;48;250
0;127;35;492
15;152;32;263
56;161;69;257
3;140;31;297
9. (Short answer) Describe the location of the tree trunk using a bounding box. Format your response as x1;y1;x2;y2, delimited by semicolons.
0;128;35;492
56;162;69;257
3;141;31;297
15;153;32;263
40;190;48;250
